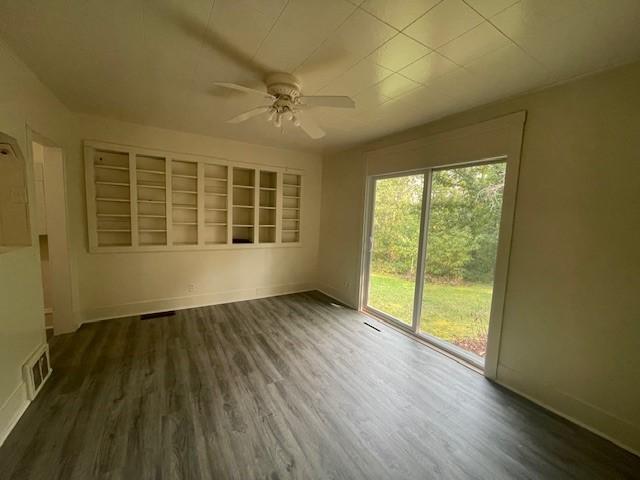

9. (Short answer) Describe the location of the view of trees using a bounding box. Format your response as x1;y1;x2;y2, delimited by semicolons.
371;163;506;283
368;163;507;357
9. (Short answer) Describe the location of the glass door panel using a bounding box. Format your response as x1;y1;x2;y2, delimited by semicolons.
420;162;507;360
367;174;425;326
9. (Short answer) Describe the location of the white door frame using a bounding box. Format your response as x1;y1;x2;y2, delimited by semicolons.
359;112;526;378
27;127;76;334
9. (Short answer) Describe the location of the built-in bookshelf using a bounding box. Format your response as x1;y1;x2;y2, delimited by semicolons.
281;173;301;243
259;170;277;243
204;163;228;245
232;167;255;244
93;150;132;247
171;160;198;246
85;141;302;252
136;155;167;246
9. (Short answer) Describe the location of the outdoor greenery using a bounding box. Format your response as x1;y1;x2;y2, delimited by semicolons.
369;273;492;341
369;163;506;357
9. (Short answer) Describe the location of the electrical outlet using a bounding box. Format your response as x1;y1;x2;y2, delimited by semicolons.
187;283;195;293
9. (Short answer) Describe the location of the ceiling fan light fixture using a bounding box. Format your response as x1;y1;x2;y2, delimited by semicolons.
217;72;354;139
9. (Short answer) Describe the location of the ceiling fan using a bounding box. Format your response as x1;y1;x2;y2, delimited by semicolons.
214;73;356;139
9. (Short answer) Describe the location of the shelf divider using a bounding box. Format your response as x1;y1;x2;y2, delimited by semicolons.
129;152;139;248
198;162;205;247
166;157;173;246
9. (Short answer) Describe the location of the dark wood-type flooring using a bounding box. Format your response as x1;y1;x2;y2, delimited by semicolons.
1;291;638;479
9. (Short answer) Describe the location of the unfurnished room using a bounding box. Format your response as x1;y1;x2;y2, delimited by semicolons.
0;1;639;478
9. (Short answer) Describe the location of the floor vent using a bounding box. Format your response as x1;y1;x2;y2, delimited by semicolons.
141;310;176;320
23;344;52;400
364;322;381;332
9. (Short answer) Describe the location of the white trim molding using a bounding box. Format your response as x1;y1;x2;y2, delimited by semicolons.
81;283;314;324
0;382;29;447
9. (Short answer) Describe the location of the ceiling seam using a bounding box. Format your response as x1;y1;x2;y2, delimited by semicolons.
290;5;361;74
460;0;548;70
251;0;291;66
187;0;218;94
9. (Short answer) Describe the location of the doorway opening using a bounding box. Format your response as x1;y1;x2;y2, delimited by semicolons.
363;161;507;368
31;139;74;336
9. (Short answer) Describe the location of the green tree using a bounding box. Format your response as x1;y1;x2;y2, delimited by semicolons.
371;163;506;283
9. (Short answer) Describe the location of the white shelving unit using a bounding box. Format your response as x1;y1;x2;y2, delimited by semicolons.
92;150;132;247
84;141;303;252
171;160;198;246
136;155;166;247
258;170;277;244
281;173;302;244
232;167;255;244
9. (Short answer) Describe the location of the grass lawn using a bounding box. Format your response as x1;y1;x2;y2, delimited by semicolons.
368;273;493;351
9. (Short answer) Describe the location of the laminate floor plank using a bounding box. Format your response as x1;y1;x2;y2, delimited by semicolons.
1;291;638;479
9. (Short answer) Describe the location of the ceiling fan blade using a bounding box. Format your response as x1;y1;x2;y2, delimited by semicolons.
296;112;325;139
226;106;270;124
213;82;274;99
299;95;355;109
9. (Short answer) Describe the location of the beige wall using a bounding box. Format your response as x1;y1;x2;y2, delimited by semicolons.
72;115;322;321
0;37;76;443
0;35;322;442
318;61;640;453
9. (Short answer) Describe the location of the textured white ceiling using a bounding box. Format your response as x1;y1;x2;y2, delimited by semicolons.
1;0;639;152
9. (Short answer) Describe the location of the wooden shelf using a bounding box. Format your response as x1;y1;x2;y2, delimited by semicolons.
233;205;254;208
260;225;276;227
260;206;276;210
139;214;166;218
173;205;197;210
206;177;227;182
173;190;197;194
283;207;300;210
172;173;197;179
140;229;167;232
233;185;254;189
173;222;197;226
206;222;227;226
138;183;165;190
138;199;165;204
98;228;131;232
206;208;227;212
260;187;276;191
233;224;254;227
206;193;227;197
97;213;130;217
283;195;301;199
96;197;129;203
96;181;129;187
95;164;128;172
282;229;300;232
138;169;165;175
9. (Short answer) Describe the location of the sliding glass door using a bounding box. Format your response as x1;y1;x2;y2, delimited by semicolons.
364;161;507;367
420;162;506;361
366;174;425;326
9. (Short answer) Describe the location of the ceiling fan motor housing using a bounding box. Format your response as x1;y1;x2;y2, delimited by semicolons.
265;72;302;100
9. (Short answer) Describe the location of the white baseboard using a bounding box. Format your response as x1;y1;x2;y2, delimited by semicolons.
0;381;30;447
316;284;357;309
495;364;640;457
81;283;315;324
